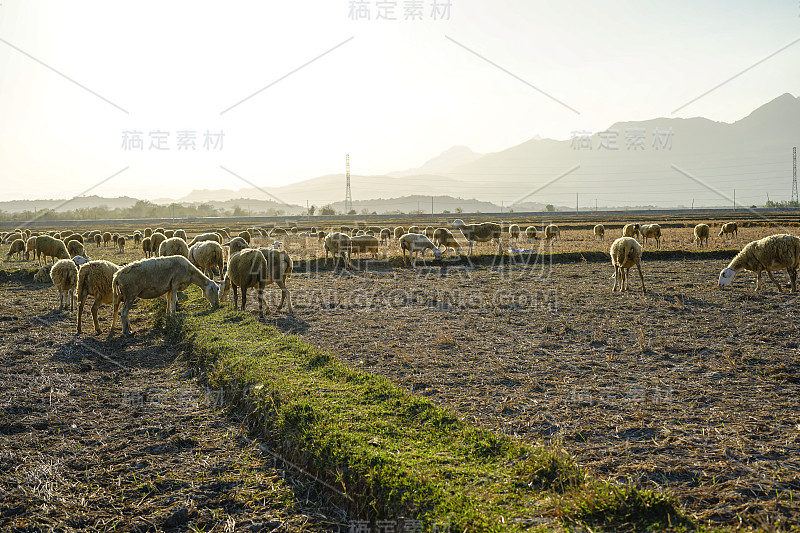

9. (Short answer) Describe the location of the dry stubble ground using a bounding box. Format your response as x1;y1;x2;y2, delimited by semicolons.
2;222;800;528
0;278;345;531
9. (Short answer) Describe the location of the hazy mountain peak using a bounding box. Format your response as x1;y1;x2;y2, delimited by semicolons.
387;145;482;178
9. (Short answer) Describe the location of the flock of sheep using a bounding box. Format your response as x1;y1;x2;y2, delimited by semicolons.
1;218;798;337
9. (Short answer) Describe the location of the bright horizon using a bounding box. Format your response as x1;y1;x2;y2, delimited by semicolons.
1;1;799;202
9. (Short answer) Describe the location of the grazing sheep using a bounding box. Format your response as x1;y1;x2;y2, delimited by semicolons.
271;228;288;237
718;234;800;292
694;224;710;248
424;226;435;239
525;226;538;242
51;258;78;311
317;230;327;242
451;220;502;254
94;234;102;247
63;234;84;245
351;228;361;237
76;260;120;335
639;224;662;248
60;230;73;238
35;235;70;265
224;237;249;257
102;232;112;247
111;256;220;336
432;227;461;255
187;232;222;247
610;237;645;293
719;222;738;239
149;232;167;254
117;236;126;254
25;236;37;261
399;233;443;267
188;240;225;280
255;248;294;314
154;227;165;235
217;228;231;238
158;236;189;258
407;225;420;235
144;228;153;238
379;228;391;245
544;224;560;242
164;230;175;238
133;232;142;245
221;249;286;316
67;239;87;259
142;237;153;258
238;230;251;244
394;226;406;240
174;229;187;241
508;224;521;243
593;224;605;240
622;223;641;239
324;232;352;267
5;239;26;261
350;235;379;259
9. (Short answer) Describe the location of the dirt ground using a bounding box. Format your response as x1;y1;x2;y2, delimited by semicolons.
0;277;346;532
261;256;800;527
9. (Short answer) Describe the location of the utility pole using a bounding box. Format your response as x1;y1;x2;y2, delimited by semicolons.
595;198;597;212
431;196;434;215
501;200;504;213
306;199;309;215
345;154;352;214
792;147;798;204
691;199;694;210
576;192;578;213
733;189;736;210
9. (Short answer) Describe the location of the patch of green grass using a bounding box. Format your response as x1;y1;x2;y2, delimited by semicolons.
168;288;689;531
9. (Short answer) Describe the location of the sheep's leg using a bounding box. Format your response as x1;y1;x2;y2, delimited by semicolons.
77;296;85;334
755;271;762;291
280;280;293;314
121;300;133;336
233;286;239;310
611;267;619;292
91;300;103;335
765;269;782;292
241;287;247;312
636;263;646;294
69;288;75;312
790;268;798;293
257;286;264;317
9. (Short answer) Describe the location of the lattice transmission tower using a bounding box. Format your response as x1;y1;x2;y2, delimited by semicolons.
792;147;798;205
345;154;353;213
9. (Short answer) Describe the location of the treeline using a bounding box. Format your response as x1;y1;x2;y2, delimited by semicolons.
0;200;291;222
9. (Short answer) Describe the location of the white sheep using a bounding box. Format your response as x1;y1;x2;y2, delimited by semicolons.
719;222;738;239
525;226;538;242
451;220;502;254
51;258;78;311
622;223;641;239
221;248;293;316
5;239;26;261
111;256;220;336
324;232;352;267
186;231;221;247
67;239;87;259
394;226;406;240
399;233;442;266
350;235;379;259
718;234;800;292
432;227;461;255
508;224;521;244
544;224;560;242
189;240;225;279
639;224;662;248
76;260;120;335
610;237;645;293
159;236;190;258
35;235;70;265
694;224;710;248
593;224;605;240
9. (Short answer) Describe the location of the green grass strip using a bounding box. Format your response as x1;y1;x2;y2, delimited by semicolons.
167;288;689;531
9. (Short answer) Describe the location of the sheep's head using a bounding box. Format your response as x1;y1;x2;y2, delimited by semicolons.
451;219;465;228
219;277;231;302
432;247;443;260
718;268;736;288
203;279;220;307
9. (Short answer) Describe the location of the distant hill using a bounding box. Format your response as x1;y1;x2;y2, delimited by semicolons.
387;146;483;178
0;195;140;214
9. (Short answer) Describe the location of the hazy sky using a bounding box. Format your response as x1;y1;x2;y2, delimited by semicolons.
1;1;798;201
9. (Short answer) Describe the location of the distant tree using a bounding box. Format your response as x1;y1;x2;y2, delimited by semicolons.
308;204;316;216
320;205;336;215
455;207;463;213
442;210;451;214
545;204;555;212
232;205;246;217
348;209;357;215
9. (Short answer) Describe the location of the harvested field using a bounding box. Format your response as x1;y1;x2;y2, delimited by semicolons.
262;256;799;527
0;274;344;531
